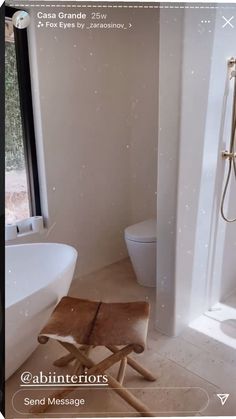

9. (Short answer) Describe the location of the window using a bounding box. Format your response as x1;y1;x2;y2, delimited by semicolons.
5;7;41;224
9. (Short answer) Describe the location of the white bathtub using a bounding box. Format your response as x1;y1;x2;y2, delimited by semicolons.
5;243;78;380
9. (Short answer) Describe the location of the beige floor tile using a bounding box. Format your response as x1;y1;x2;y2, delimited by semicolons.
186;351;236;390
123;356;219;416
5;259;236;418
147;332;203;367
69;258;155;305
181;318;236;366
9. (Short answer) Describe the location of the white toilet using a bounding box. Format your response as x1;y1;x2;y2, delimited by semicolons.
124;218;156;287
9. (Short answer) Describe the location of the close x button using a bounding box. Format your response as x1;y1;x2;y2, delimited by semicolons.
222;16;234;28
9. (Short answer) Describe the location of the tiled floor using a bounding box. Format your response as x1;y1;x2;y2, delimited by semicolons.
6;259;236;417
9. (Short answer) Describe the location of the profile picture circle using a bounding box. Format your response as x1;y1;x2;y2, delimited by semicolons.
12;11;30;29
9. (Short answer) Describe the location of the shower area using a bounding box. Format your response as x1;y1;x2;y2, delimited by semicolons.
156;7;236;336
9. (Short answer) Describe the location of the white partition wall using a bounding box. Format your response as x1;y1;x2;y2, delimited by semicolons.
156;7;236;336
156;8;185;336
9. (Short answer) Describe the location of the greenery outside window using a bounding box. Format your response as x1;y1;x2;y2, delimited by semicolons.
5;7;41;224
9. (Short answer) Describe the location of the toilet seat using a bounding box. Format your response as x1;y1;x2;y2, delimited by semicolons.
125;219;156;243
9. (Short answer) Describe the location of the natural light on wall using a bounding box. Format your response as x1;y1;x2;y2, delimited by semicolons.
189;301;236;351
5;18;30;224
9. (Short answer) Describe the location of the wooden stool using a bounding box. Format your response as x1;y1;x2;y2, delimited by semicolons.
34;297;156;416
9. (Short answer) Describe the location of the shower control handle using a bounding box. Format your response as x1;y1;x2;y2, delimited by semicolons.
222;150;236;159
228;57;236;66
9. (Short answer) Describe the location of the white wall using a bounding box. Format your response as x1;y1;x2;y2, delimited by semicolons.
128;15;159;222
174;8;217;332
15;7;158;278
157;7;236;336
156;8;184;336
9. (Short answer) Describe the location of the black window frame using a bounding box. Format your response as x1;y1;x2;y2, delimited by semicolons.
5;6;41;217
0;5;5;417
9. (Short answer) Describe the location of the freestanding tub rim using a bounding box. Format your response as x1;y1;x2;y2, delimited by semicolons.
6;242;78;309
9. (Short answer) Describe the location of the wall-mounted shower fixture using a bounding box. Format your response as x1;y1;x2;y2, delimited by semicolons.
221;57;236;223
228;57;236;69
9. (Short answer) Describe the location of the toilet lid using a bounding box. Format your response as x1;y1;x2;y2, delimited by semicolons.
125;219;156;243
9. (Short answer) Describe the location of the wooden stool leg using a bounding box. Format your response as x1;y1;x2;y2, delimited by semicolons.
82;345;92;372
32;342;155;416
61;342;155;417
53;344;89;367
31;346;92;414
117;357;127;384
107;372;154;416
73;345;92;373
73;358;81;373
53;353;75;367
107;345;156;382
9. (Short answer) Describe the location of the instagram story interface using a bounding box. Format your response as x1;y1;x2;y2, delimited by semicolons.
4;0;236;418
